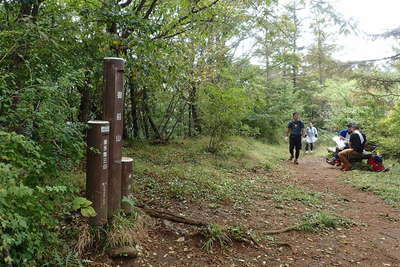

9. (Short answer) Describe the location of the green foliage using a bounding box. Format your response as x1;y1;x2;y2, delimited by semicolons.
0;164;80;265
72;197;96;217
200;86;251;152
201;224;257;252
105;210;144;250
0;132;83;265
0;131;44;183
127;136;286;204
273;185;321;206
297;211;353;232
201;224;232;252
346;164;400;208
376;101;400;157
243;81;296;142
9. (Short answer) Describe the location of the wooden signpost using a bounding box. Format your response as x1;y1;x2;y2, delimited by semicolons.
103;57;125;218
86;57;134;225
86;120;110;225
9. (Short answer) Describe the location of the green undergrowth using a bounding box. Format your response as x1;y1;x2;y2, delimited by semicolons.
125;136;287;204
0;131;86;266
297;211;356;232
346;160;400;208
273;185;322;207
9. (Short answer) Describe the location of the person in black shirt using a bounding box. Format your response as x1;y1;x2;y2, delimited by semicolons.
285;112;305;164
338;124;366;171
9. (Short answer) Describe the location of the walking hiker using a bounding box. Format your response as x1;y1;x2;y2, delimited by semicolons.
285;112;305;165
338;124;366;171
305;122;318;154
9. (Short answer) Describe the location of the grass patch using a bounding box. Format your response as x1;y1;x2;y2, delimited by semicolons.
201;224;232;252
297;211;355;232
106;211;148;249
200;224;257;252
346;160;400;208
125;136;287;204
273;185;322;206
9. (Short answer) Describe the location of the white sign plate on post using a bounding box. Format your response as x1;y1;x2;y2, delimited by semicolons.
101;126;110;133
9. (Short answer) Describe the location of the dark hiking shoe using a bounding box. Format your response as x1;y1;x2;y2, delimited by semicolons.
288;156;294;161
294;159;299;165
326;158;335;165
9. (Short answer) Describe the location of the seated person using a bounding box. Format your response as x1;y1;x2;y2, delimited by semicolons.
338;124;366;171
338;123;353;147
326;123;353;165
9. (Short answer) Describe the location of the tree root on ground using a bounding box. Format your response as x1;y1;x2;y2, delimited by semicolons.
263;225;301;235
137;204;207;227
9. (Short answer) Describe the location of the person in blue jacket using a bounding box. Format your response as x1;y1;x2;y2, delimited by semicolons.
338;123;353;145
327;123;354;165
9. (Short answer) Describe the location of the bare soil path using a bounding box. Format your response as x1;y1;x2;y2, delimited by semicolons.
104;155;400;267
281;155;400;267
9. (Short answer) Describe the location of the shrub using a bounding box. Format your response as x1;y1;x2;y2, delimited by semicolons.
199;86;251;152
0;163;79;266
3;83;85;174
0;131;44;184
0;131;84;265
377;101;400;157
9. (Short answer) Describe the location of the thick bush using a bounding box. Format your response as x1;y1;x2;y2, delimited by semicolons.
199;86;251;152
0;163;79;266
376;101;400;157
0;131;44;184
0;131;82;265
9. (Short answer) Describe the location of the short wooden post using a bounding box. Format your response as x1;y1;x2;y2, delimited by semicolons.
103;57;125;218
121;157;134;214
86;120;110;225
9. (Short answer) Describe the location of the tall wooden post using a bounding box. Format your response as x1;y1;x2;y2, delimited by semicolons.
86;120;110;225
121;157;134;214
103;57;125;218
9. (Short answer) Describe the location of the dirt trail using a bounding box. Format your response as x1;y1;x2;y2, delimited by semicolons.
107;155;400;267
283;155;400;266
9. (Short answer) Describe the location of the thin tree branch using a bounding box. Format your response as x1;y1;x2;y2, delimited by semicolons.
371;27;400;39
153;27;191;40
360;76;400;84
135;0;147;14
143;0;158;19
345;53;400;65
154;0;220;39
178;0;220;23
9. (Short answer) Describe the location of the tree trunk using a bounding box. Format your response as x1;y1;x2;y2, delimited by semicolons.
189;85;201;134
78;72;92;122
317;31;324;85
142;87;161;139
188;106;192;137
141;110;149;139
147;113;161;140
264;26;271;81
78;87;91;122
129;80;140;138
291;0;299;90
